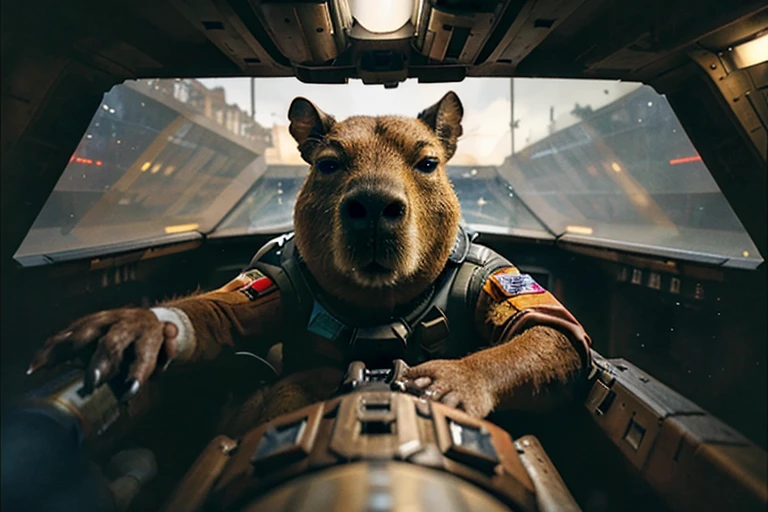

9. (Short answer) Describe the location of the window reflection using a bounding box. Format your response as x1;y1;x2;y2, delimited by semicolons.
16;79;269;261
216;165;548;237
15;77;762;268
503;85;759;264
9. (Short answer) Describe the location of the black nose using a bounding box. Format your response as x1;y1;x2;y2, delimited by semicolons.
342;187;407;230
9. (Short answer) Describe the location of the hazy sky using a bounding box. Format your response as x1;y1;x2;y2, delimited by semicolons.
198;77;642;161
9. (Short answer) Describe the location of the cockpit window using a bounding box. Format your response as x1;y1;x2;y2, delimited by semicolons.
502;82;762;269
14;79;271;265
214;164;548;239
14;77;763;268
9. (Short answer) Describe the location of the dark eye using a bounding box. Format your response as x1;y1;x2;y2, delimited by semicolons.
315;158;341;174
415;157;439;173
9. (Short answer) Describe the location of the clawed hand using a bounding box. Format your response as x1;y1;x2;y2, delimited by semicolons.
28;308;179;402
400;359;495;418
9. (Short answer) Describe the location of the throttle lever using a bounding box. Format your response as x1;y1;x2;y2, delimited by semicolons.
338;359;414;395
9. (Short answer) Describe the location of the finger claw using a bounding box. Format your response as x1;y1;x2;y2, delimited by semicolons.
92;368;102;387
28;355;46;374
391;379;407;392
120;378;141;403
83;368;101;395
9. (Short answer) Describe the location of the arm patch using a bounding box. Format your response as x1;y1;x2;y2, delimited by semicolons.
215;269;277;300
477;266;592;367
490;269;545;298
482;267;558;313
240;275;277;300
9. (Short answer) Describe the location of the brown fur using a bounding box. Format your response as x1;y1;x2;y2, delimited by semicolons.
289;93;584;417
404;326;583;417
289;93;463;315
31;91;585;425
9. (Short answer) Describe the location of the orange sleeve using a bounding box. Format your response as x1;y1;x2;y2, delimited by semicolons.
475;266;592;367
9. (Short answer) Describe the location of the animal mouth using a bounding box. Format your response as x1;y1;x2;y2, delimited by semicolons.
360;261;392;275
350;260;399;288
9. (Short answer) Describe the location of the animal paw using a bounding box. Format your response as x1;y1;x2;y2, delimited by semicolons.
403;359;495;418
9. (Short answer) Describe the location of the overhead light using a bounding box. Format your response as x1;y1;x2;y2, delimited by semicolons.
724;32;768;70
611;162;622;173
350;0;413;33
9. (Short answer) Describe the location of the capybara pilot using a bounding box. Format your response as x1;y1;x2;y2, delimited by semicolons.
29;92;591;424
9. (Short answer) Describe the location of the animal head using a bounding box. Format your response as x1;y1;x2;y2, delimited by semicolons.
289;92;463;311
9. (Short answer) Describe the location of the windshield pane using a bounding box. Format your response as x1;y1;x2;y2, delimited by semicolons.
213;77;551;238
215;164;548;238
15;79;270;264
503;82;762;267
15;77;762;268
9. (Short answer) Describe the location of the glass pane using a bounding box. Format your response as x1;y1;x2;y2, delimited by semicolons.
216;77;550;238
15;79;270;261
15;76;762;268
216;166;305;235
216;164;549;237
449;166;546;236
504;80;762;266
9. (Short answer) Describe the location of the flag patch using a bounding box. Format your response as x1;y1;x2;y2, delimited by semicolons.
491;272;545;297
240;276;277;300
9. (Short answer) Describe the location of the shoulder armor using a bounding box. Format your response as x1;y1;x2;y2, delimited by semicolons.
465;242;510;269
447;226;473;265
248;232;295;268
466;243;513;307
447;240;513;341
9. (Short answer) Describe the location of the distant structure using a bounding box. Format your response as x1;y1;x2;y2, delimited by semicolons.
140;78;272;146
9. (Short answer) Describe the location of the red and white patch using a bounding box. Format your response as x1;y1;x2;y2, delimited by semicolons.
239;276;277;300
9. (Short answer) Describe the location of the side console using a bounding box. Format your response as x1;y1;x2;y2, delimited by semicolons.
585;350;768;512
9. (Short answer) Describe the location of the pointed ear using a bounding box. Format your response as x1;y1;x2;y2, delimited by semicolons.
288;97;336;163
417;91;463;160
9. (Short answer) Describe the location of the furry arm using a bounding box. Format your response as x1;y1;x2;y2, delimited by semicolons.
405;267;591;417
161;271;282;362
462;324;584;413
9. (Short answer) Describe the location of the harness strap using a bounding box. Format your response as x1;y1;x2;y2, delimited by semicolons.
244;226;504;367
446;243;514;355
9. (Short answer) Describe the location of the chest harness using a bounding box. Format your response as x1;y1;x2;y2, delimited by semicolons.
246;226;511;371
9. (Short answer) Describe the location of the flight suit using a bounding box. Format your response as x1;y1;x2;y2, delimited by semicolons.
165;227;591;426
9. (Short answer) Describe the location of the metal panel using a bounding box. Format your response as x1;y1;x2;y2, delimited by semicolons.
586;350;768;512
414;1;503;64
258;1;349;64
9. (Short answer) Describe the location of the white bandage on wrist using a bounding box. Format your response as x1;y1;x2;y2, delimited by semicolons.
150;306;197;362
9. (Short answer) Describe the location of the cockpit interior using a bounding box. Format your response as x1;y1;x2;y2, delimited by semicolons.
1;1;766;511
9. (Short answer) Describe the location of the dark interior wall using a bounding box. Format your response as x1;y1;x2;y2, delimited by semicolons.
601;267;767;449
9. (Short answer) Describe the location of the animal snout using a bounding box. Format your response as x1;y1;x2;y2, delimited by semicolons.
341;187;407;231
